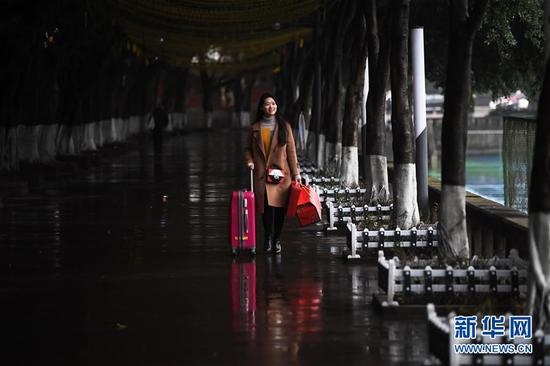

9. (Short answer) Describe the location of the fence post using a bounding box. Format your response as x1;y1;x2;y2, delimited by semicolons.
388;259;395;303
347;223;361;259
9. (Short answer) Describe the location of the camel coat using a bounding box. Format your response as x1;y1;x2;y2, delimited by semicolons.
244;121;300;214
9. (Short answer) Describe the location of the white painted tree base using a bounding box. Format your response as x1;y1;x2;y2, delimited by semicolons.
16;125;41;162
440;184;469;258
0;127;6;169
365;154;390;204
121;118;128;140
165;117;174;132
240;112;250;127
8;127;18;170
325;141;342;176
81;122;97;151
302;125;309;153
100;120;111;145
55;125;76;156
0;114;169;171
115;118;124;141
129;116;141;135
96;120;106;147
527;212;550;323
316;133;326;170
305;129;317;164
297;114;306;153
3;127;18;170
393;163;420;229
340;146;359;186
169;113;182;130
114;118;124;142
205;112;213;128
39;124;59;161
325;141;334;168
335;142;342;175
109;118;119;143
122;118;130;139
72;124;83;154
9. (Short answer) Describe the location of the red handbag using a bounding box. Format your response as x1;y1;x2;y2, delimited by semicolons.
287;181;302;217
288;182;322;226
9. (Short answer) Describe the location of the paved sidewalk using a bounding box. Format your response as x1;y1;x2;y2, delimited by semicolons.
0;129;430;365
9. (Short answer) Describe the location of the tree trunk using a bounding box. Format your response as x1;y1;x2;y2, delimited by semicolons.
440;0;488;259
390;0;419;229
285;43;302;115
17;50;42;163
545;0;550;63
1;46;26;170
289;45;309;127
325;1;355;176
308;11;323;166
80;89;96;152
341;10;368;187
527;32;550;331
292;49;313;121
295;52;314;153
325;63;345;177
365;0;391;204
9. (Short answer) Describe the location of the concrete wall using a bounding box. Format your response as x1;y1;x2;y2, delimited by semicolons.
428;176;528;259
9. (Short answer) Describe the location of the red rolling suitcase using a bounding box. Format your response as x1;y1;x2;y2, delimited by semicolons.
230;170;256;255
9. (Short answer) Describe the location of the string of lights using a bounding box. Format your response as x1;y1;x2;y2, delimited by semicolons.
89;0;326;70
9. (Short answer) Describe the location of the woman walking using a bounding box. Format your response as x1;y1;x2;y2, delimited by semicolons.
244;93;301;254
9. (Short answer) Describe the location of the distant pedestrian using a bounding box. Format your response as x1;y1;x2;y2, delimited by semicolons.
244;93;301;254
149;103;169;153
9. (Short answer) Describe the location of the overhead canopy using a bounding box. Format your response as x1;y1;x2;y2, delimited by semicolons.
92;0;326;71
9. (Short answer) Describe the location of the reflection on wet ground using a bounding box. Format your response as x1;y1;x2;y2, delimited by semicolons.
1;130;429;365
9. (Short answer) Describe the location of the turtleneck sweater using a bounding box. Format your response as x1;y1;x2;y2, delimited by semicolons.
260;116;276;156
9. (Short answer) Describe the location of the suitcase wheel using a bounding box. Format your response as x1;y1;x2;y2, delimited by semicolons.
250;248;256;256
231;248;237;256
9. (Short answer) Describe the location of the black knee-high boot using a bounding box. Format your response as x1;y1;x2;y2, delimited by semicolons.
262;200;274;252
272;207;285;254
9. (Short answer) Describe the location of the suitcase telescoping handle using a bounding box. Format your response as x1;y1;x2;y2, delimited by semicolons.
249;169;254;192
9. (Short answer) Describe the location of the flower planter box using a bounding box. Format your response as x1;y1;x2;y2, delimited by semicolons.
301;166;319;175
377;251;528;306
298;161;319;175
313;185;367;204
345;223;438;259
427;304;549;366
325;201;392;232
297;157;319;175
302;174;340;187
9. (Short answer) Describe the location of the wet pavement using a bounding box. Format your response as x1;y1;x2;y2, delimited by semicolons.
1;129;430;365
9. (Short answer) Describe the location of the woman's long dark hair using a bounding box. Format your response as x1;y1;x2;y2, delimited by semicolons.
254;92;287;145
